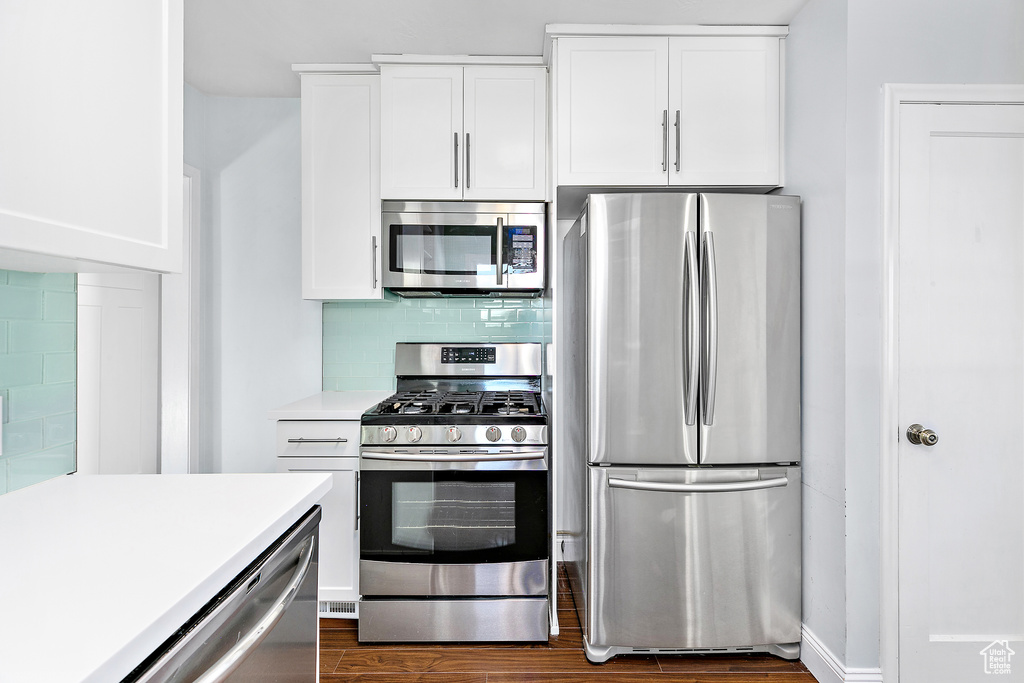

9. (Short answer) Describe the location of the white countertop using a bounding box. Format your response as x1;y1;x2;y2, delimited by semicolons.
267;390;393;421
0;472;331;683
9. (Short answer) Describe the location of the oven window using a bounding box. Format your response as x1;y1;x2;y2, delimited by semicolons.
390;224;497;275
392;481;515;552
361;470;548;564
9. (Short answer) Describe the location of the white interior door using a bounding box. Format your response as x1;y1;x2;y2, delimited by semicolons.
897;102;1024;681
77;273;159;474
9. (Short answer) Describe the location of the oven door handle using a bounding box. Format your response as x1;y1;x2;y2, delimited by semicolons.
360;450;547;463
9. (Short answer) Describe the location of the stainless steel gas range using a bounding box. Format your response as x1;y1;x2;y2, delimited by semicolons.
357;342;549;643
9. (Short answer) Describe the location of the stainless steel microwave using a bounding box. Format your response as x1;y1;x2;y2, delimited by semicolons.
381;201;546;297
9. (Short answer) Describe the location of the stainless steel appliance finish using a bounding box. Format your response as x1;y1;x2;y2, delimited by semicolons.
360;558;548;596
382;201;546;296
563;193;801;663
359;598;549;643
585;466;800;662
359;342;550;643
127;507;320;682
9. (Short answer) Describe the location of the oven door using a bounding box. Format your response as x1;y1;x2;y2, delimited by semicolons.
382;211;504;290
359;448;549;597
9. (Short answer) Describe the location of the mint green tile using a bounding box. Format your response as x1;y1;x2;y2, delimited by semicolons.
402;308;435;323
0;354;43;388
343;308;380;323
446;299;479;309
6;443;76;492
2;419;43;456
0;321;7;353
42;290;76;322
516;309;543;322
531;298;547;308
43;353;76;384
445;323;480;337
10;322;75;353
6;272;76;291
417;299;449;308
7;382;75;421
501;322;532;335
0;285;43;320
323;363;354;378
0;270;8;285
377;305;410;322
364;348;394;363
432;309;462;323
475;299;506;309
488;309;517;322
43;412;76;447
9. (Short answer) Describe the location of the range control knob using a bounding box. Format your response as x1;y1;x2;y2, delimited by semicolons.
485;426;502;442
406;426;423;443
446;426;463;443
381;426;397;443
511;426;527;443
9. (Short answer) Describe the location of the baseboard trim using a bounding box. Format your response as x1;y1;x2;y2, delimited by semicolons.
801;625;883;683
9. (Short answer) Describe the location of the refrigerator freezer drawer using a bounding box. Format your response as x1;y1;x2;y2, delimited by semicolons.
586;465;800;652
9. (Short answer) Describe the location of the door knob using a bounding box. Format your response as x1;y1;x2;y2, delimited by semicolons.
906;424;938;446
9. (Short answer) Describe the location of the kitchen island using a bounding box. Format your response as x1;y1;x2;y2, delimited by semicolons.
0;472;330;683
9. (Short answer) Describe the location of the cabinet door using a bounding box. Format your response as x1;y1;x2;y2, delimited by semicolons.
668;37;781;187
380;66;463;200
300;74;383;300
0;0;183;272
463;67;547;200
276;455;360;612
556;37;669;186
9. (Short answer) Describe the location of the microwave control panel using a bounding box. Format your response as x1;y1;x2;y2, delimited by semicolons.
504;226;538;274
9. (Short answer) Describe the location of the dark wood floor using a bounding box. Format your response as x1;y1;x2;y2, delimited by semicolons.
320;565;817;682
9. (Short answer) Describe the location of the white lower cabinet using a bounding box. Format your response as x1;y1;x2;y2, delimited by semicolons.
276;420;361;618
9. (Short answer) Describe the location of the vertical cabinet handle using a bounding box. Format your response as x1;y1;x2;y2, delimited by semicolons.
454;132;459;188
674;110;681;172
354;471;360;531
371;236;378;290
661;109;669;172
465;133;471;189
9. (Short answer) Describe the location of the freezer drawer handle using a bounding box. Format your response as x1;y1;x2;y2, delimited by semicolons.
193;535;316;683
287;437;348;443
608;476;788;493
361;450;546;463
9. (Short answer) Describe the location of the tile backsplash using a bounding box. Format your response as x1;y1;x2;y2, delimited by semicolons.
0;270;76;495
323;297;551;391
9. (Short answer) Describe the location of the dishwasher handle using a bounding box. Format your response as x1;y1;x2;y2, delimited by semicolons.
608;476;788;494
193;535;316;683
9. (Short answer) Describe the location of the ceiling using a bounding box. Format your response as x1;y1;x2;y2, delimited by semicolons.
185;0;810;97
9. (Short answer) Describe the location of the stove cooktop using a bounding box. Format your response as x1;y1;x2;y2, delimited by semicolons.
366;390;545;420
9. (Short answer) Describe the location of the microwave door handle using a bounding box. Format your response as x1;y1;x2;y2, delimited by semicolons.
496;217;503;286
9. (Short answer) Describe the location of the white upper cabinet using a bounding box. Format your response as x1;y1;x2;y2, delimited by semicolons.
556;37;670;186
668;37;781;186
380;63;547;201
0;0;183;273
554;30;784;188
296;68;384;300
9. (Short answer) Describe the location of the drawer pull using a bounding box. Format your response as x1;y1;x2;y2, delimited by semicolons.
287;438;348;444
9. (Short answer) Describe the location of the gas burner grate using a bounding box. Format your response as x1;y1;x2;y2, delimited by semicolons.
373;390;544;417
480;391;543;416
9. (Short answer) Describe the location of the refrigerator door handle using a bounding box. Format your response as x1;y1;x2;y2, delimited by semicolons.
701;231;719;425
684;231;699;425
608;476;788;494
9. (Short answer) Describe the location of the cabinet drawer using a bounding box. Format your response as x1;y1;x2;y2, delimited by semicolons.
276;420;360;456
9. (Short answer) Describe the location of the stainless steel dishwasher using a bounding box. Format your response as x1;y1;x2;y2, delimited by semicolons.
124;506;320;683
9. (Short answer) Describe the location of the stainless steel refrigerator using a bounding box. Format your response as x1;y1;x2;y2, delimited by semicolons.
562;193;801;663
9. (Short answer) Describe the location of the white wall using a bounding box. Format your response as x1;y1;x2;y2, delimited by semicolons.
787;0;1024;672
843;0;1024;668
184;88;322;473
784;0;849;661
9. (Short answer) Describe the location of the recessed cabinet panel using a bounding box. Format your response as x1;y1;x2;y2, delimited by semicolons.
556;37;669;186
463;67;547;200
380;66;463;200
0;0;183;272
669;37;780;186
300;74;382;300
